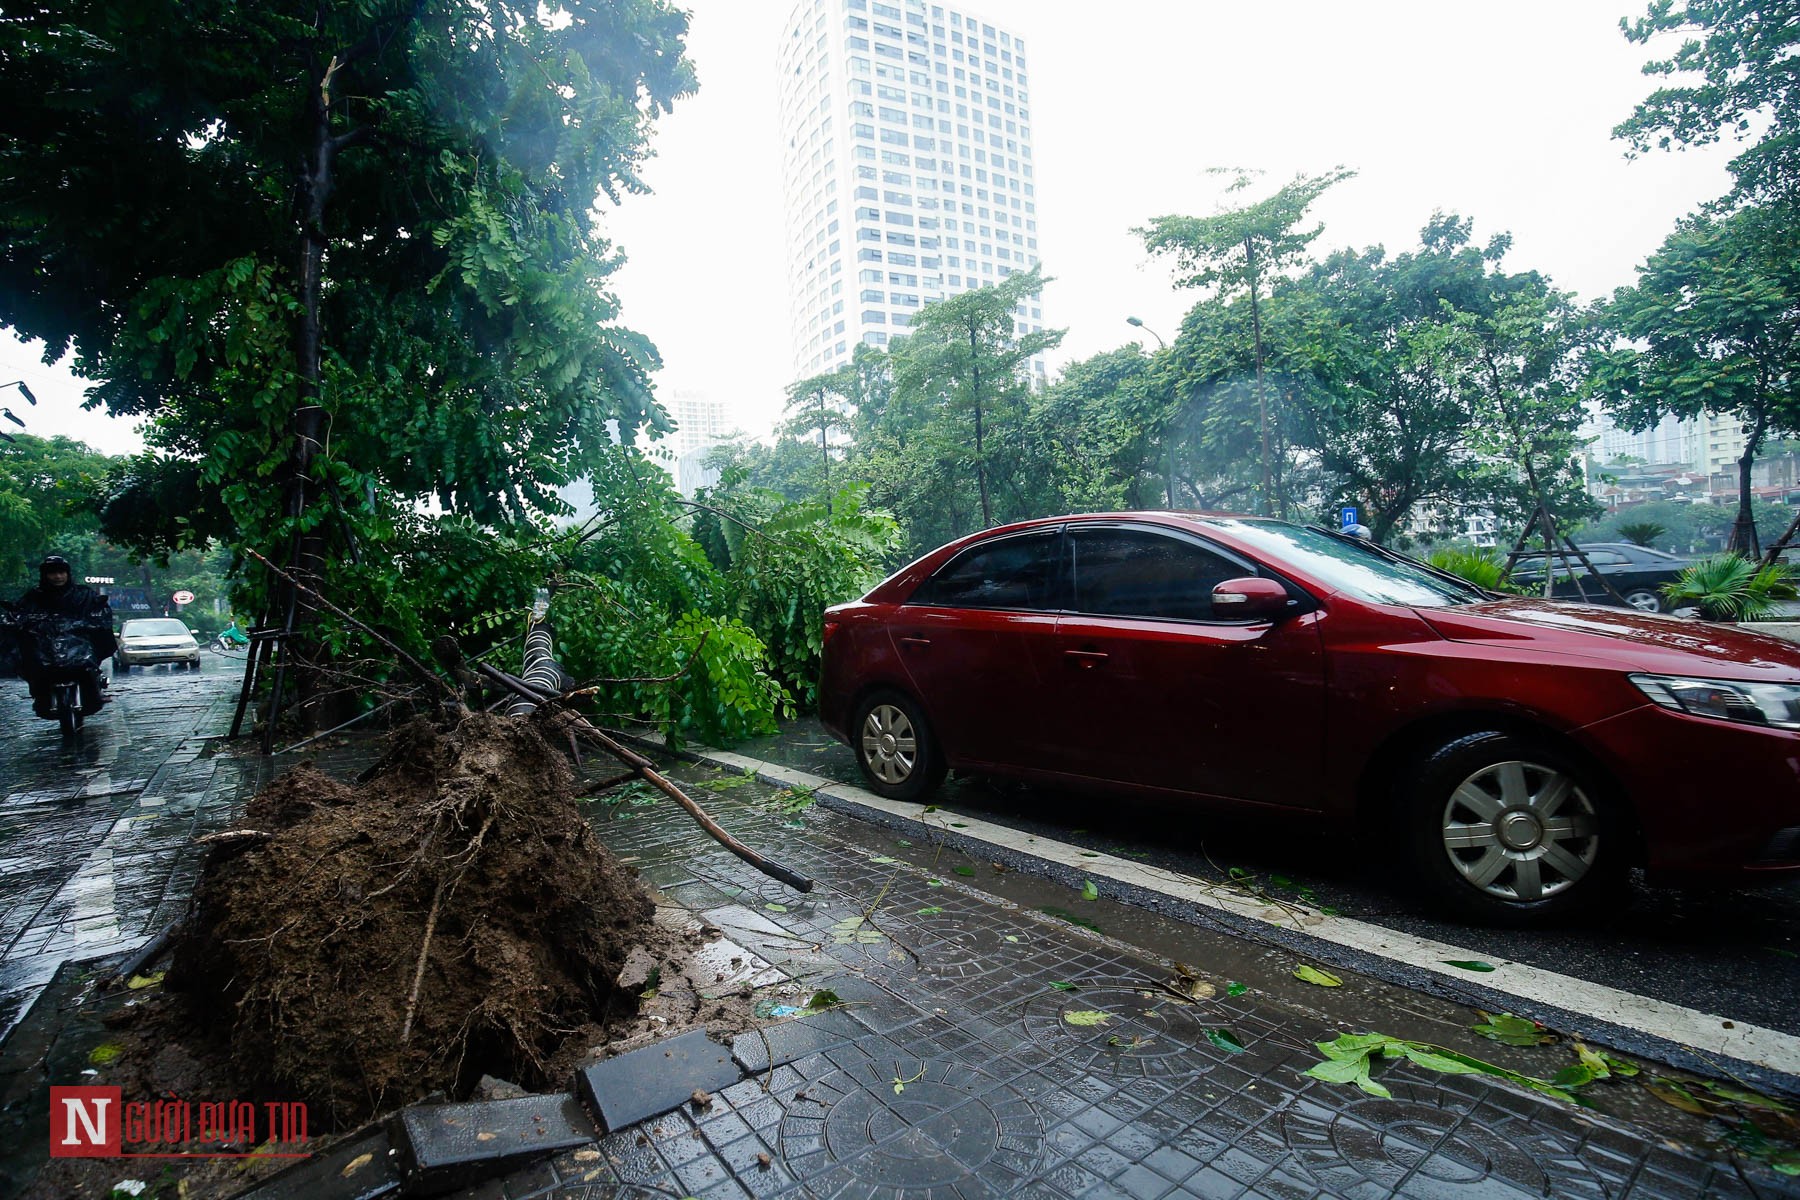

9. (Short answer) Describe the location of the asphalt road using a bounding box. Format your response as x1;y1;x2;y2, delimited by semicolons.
733;716;1800;1038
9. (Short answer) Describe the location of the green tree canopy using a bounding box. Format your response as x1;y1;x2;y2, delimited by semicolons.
884;266;1063;537
1589;203;1800;553
0;433;114;588
1615;0;1800;202
0;0;695;556
1138;169;1353;514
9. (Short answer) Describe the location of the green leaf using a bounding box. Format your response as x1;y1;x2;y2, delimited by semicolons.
1049;981;1078;991
868;855;897;864
1402;1047;1481;1075
916;906;943;914
1471;1012;1554;1047
764;903;789;913
1080;880;1099;901
1697;1079;1794;1112
1205;1029;1246;1054
1644;1078;1711;1115
1226;982;1247;997
1294;965;1342;987
1316;1033;1400;1061
1004;934;1020;943
953;866;976;877
806;989;844;1010
1442;960;1496;972
1552;1063;1603;1089
1062;1010;1110;1027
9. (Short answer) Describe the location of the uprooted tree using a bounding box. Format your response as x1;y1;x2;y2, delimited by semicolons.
0;0;697;722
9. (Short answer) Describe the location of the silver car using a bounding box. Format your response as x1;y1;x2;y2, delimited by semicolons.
115;618;202;670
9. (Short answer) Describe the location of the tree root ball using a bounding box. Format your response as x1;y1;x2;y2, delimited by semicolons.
169;712;652;1127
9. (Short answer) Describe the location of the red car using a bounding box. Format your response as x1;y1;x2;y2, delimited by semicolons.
819;514;1800;925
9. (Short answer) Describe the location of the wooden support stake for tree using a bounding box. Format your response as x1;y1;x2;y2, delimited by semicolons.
1760;509;1800;570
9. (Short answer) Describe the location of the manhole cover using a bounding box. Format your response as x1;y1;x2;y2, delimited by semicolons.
549;1186;684;1200
1283;1089;1609;1198
781;1057;1043;1192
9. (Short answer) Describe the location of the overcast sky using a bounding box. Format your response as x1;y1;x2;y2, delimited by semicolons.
3;0;1739;458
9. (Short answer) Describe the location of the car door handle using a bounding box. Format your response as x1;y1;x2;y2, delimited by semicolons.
900;636;931;648
1064;649;1108;668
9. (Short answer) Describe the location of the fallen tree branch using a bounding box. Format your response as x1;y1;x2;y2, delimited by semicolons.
470;660;813;893
246;548;459;702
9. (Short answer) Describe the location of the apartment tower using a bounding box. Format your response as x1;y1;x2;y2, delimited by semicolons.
778;0;1044;379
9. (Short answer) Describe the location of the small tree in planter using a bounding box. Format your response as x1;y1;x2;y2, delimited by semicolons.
1662;554;1798;621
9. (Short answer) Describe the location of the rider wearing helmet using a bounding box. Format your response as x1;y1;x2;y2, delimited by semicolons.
15;556;115;717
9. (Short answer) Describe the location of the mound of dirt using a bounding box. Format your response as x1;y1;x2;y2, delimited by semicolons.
169;712;654;1127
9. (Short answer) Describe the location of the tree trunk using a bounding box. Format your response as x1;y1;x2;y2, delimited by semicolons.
970;323;991;526
1728;409;1768;557
271;68;339;731
816;389;831;514
1246;236;1272;517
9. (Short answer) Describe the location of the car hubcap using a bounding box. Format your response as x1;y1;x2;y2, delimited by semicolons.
861;704;918;785
1440;760;1598;903
1625;592;1659;612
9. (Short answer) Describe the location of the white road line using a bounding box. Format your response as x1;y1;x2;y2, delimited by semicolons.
682;745;1800;1080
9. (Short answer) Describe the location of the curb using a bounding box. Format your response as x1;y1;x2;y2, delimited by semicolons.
615;729;1800;1100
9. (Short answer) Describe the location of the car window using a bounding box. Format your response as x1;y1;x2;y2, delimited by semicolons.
1212;520;1484;606
907;529;1061;611
1068;528;1245;621
1583;550;1629;566
123;619;191;636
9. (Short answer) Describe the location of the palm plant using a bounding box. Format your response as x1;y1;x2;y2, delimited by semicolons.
1616;521;1667;548
1662;554;1798;621
1426;547;1523;594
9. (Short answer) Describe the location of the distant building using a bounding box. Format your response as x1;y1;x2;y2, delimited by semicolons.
651;390;731;497
1587;408;1746;478
779;0;1046;380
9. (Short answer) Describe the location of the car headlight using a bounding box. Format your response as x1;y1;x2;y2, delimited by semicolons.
1630;673;1800;730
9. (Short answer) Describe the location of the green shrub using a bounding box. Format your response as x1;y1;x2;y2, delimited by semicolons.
1663;554;1798;621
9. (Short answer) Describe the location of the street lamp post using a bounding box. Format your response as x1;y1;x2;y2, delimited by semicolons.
1127;318;1177;509
0;380;37;443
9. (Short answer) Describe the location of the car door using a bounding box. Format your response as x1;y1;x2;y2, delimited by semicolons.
889;527;1064;770
1047;524;1328;809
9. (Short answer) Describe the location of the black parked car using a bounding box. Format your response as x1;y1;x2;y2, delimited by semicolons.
1507;542;1689;612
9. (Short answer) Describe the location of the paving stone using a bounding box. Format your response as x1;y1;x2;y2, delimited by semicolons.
387;1093;597;1196
729;1008;863;1073
576;1028;742;1133
234;1126;400;1200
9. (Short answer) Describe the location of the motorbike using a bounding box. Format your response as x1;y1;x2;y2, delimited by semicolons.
6;610;108;735
211;622;250;653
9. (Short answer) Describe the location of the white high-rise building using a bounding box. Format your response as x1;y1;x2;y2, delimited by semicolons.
779;0;1045;380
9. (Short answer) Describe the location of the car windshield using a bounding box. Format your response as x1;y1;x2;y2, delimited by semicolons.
124;619;190;637
1206;520;1488;608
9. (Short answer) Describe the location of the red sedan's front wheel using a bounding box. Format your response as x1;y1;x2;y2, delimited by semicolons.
1404;731;1630;926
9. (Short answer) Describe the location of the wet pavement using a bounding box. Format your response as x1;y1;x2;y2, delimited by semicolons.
1;676;1797;1197
0;659;246;1045
724;717;1800;1040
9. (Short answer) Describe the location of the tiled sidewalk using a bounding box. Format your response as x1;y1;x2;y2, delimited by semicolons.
250;755;1781;1200
1;685;1793;1198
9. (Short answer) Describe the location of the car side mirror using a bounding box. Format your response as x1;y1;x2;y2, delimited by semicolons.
1212;576;1290;620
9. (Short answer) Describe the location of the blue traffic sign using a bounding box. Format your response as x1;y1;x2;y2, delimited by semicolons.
1340;506;1359;530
